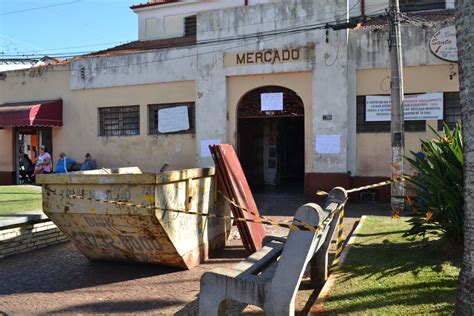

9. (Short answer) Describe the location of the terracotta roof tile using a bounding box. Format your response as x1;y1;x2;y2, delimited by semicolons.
78;35;196;59
357;10;454;31
130;0;179;10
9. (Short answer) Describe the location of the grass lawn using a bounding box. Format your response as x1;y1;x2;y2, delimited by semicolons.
321;216;461;315
0;185;43;215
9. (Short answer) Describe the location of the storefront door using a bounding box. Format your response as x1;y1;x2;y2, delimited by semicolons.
15;128;52;184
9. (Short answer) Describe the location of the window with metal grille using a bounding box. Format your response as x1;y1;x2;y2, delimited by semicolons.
98;106;140;136
148;103;195;135
400;0;445;12
356;96;425;133
184;15;196;36
438;92;461;130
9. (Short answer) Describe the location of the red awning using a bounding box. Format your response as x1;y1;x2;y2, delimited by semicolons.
0;100;62;128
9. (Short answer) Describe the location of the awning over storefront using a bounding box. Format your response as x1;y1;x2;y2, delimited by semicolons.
0;100;62;128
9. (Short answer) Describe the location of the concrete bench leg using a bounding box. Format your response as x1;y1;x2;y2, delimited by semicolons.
199;271;263;315
199;289;227;316
199;273;228;316
310;210;341;288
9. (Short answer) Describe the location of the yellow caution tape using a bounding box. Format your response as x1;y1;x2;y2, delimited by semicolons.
44;187;345;233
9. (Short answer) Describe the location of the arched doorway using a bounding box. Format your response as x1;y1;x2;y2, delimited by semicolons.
237;86;305;193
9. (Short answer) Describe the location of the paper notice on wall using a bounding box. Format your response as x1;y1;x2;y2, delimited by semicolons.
366;93;443;121
261;93;283;111
315;134;341;154
158;106;189;133
200;139;221;157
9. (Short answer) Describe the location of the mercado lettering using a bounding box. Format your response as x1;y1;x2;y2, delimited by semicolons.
236;49;300;64
225;47;310;67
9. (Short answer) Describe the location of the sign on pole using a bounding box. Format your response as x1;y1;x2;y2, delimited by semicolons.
430;25;458;62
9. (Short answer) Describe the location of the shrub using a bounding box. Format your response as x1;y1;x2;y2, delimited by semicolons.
404;122;464;244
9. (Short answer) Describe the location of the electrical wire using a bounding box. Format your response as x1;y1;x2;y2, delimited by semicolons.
1;2;386;58
2;9;394;77
0;0;82;16
2;8;389;61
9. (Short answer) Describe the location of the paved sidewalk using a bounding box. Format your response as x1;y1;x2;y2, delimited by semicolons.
0;202;390;315
0;210;45;227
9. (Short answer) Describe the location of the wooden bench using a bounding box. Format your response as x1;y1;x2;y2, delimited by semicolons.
199;187;347;315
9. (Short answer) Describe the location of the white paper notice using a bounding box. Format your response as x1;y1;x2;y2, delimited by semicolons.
200;139;221;157
158;106;189;133
366;93;443;122
261;93;283;111
316;135;341;154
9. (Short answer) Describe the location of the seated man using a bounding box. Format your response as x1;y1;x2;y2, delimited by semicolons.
80;153;97;171
54;152;76;173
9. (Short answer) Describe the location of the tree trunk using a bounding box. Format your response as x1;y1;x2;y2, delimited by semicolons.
455;0;474;314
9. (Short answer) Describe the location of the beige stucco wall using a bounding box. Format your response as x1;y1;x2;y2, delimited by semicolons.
0;129;13;171
356;64;459;177
357;64;459;95
226;72;313;173
0;65;197;174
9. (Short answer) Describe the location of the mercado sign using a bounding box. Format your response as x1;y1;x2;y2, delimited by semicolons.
430;25;458;62
224;47;313;67
366;93;443;122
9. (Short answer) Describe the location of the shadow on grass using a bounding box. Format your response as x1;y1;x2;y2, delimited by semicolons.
325;280;458;314
0;199;41;203
339;237;461;281
324;236;461;314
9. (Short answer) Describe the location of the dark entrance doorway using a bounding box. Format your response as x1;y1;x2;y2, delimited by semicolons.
14;128;53;184
237;86;304;194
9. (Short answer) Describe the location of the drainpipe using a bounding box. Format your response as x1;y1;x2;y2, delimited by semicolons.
361;0;365;16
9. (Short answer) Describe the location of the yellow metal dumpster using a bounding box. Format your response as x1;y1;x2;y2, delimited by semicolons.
36;167;230;269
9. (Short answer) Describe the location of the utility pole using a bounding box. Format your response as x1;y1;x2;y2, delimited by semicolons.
389;0;405;211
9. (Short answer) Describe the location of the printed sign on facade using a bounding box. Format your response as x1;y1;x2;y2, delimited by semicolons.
200;139;221;157
430;25;458;62
158;106;189;133
261;93;283;111
315;134;341;154
366;93;443;122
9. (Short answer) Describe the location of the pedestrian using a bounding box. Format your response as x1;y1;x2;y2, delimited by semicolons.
54;152;76;173
34;145;52;174
80;153;97;171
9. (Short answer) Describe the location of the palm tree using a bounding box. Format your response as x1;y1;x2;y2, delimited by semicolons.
454;0;473;314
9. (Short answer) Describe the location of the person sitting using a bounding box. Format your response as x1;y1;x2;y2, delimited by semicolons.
19;154;34;183
54;152;76;174
34;145;52;174
80;153;97;171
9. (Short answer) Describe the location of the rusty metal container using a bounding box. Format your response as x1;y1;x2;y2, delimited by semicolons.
36;167;230;269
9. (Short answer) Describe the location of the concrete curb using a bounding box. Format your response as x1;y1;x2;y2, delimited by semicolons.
310;215;367;314
0;212;48;229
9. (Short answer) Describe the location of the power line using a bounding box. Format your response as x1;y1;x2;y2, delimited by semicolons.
0;41;131;55
0;0;82;16
0;2;381;57
1;8;388;61
2;13;383;77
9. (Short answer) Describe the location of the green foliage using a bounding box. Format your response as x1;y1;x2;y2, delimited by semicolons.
0;185;42;215
404;122;464;244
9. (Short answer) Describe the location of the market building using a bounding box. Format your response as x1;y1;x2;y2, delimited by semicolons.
0;0;460;201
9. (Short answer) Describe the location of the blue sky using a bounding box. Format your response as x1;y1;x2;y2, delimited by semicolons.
0;0;138;59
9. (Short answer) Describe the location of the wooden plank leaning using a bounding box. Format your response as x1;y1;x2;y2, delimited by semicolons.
199;187;348;315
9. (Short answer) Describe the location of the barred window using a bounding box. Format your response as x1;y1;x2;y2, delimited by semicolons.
148;103;195;135
438;92;461;130
98;106;140;136
356;96;425;133
184;15;196;36
400;0;445;12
